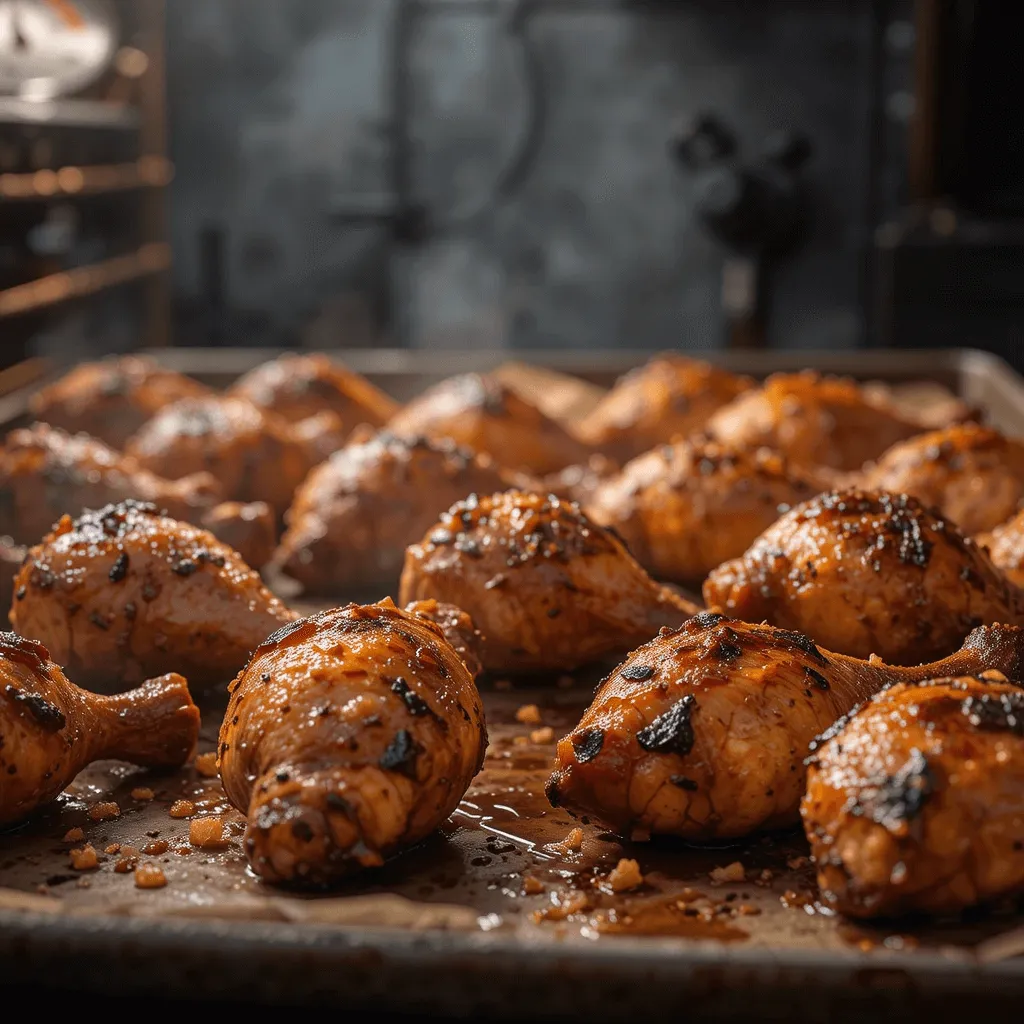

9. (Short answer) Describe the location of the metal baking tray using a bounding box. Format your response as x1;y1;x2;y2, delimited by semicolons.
2;347;1024;1020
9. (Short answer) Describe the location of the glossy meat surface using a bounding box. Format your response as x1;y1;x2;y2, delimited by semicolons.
10;501;295;691
30;356;210;448
803;673;1024;918
0;632;199;826
979;509;1024;587
576;355;752;463
857;422;1024;535
125;396;342;519
586;439;826;586
548;616;1024;840
704;490;1024;664
387;373;591;476
705;371;925;471
229;353;399;430
219;598;486;885
399;490;699;673
275;432;513;593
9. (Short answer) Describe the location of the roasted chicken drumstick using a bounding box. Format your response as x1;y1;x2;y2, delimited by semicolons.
803;673;1024;919
586;439;826;586
0;632;199;826
399;490;699;673
547;615;1024;841
704;490;1024;664
219;598;487;885
275;432;514;594
10;501;295;691
979;509;1024;587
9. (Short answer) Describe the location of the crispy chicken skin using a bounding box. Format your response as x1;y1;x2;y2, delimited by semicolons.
10;501;295;692
978;509;1024;588
586;439;826;587
705;371;925;471
275;433;514;594
229;353;399;430
803;672;1024;919
857;422;1024;535
387;373;591;476
548;615;1024;840
219;598;487;886
399;490;699;673
30;356;211;448
704;490;1024;664
576;355;752;463
125;396;342;519
0;632;199;826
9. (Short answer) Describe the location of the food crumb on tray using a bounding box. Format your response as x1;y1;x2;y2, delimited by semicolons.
189;816;228;849
709;862;746;885
194;752;219;778
515;704;542;725
134;862;168;889
604;858;644;893
169;799;196;819
69;844;99;871
87;801;120;822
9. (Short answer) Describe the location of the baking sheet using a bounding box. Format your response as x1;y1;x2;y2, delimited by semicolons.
2;347;1024;1019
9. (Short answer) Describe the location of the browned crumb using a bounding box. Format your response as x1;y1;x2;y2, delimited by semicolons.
786;855;811;871
141;839;169;856
168;799;195;819
531;891;590;923
189;817;227;849
134;862;167;889
104;843;121;855
709;862;746;885
63;827;84;843
759;868;774;883
194;752;219;778
87;801;120;822
605;858;644;893
545;827;584;855
114;846;141;873
522;875;545;896
512;735;529;746
174;847;192;856
69;844;99;871
131;787;155;801
530;726;555;744
515;704;542;725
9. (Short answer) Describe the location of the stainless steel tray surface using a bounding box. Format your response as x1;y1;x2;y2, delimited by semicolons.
2;347;1024;1020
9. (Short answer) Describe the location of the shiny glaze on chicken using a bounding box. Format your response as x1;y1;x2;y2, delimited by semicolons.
10;501;295;691
29;356;211;448
978;509;1024;588
399;490;699;673
388;373;591;476
857;422;1024;535
125;396;343;519
803;673;1024;918
229;353;399;430
548;615;1024;840
576;355;752;463
219;598;486;886
0;632;199;826
586;439;826;587
275;432;513;594
704;490;1024;664
705;371;925;471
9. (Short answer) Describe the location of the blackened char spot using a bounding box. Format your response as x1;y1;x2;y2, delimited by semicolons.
962;691;1024;736
571;729;604;763
544;775;561;807
714;640;743;661
621;664;654;681
805;666;830;691
108;551;129;582
859;748;934;831
389;676;431;717
379;730;420;778
256;618;311;653
637;695;697;756
4;684;66;732
670;775;698;791
693;611;726;629
775;628;828;665
291;819;314;842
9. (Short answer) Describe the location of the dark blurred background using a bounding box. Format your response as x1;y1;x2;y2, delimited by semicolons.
1;0;1022;366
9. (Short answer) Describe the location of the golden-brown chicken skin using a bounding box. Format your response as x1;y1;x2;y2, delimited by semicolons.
125;396;342;520
857;422;1024;535
586;439;827;587
547;615;1024;840
229;353;399;432
399;490;699;674
803;672;1024;919
576;355;752;463
387;374;592;476
219;598;486;886
30;356;211;448
704;490;1024;664
705;371;926;472
0;632;199;826
10;500;295;692
275;433;514;594
979;509;1024;588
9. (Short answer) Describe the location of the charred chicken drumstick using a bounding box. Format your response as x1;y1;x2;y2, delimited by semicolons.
0;632;199;827
29;355;211;448
803;673;1024;919
704;490;1024;664
10;501;295;691
399;490;699;673
586;439;826;587
274;433;515;594
547;615;1024;841
219;598;486;886
978;509;1024;587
